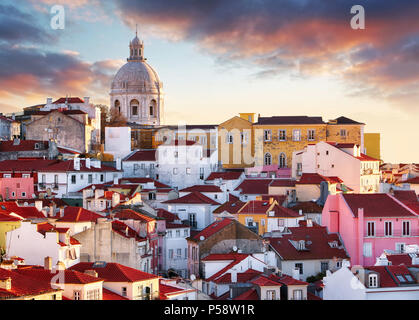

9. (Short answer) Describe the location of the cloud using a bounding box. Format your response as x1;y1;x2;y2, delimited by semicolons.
112;0;419;111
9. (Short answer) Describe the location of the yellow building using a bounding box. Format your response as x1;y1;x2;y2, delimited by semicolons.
363;133;381;160
218;116;254;169
0;214;21;252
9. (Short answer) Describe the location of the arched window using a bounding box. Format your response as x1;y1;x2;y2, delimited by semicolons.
264;153;272;166
279;153;287;168
114;100;121;113
150;99;157;117
130;99;139;116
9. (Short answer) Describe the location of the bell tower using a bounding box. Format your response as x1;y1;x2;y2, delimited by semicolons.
128;25;145;62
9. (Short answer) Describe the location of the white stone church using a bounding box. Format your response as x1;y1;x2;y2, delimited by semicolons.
110;31;164;126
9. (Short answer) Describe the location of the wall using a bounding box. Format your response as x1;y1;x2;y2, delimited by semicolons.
363;133;381;160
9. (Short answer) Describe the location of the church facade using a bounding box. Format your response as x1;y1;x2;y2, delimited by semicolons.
110;32;164;126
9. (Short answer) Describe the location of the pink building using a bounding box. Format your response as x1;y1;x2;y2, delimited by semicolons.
0;177;35;200
322;193;419;266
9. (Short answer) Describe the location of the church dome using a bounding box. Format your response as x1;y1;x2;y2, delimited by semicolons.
111;60;162;94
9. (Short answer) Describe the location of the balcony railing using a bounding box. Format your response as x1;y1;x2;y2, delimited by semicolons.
365;229;419;238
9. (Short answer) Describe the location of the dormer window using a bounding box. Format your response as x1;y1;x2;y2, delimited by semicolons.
298;240;305;250
329;241;338;248
369;274;378;288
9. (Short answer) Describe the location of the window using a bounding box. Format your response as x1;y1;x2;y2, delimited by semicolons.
266;290;276;300
293;289;303;300
277;219;284;227
264;130;272;142
185;248;188;259
292;129;301;141
41;174;46;183
176;230;181;237
340;129;347;137
184;229;188;237
321;261;329;273
405;274;414;282
169;249;174;259
369;274;378;288
177;248;182;258
200;168;204;180
308;129;315;141
264;153;272;166
73;290;81;300
122;287;127;297
150;106;154;116
130;99;139;116
11;192;15;198
363;242;372;257
100;174;104;182
3;174;11;178
245;217;253;226
295;263;303;275
279;153;286;168
189;213;197;228
367;222;375;237
226;133;234;144
186;168;191;175
88;174;92;184
71;175;76;184
148;192;156;200
278;130;286;141
396;243;405;253
241;132;248;145
21;192;26;198
22;174;30;178
385;221;393;236
167;230;172;238
403;221;410;236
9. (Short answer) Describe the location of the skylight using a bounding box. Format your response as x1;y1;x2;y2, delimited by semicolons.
396;275;406;282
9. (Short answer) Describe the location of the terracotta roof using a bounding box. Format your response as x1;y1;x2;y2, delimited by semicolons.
342;193;418;218
250;274;284;287
114;209;155;223
404;177;419;185
111;220;146;242
14;268;104;285
179;185;222;193
296;173;342;185
202;253;249;282
330;116;365;125
356;153;379;162
386;254;413;266
393;190;418;203
238;200;301;218
0;202;45;219
0;140;48;152
192;218;234;241
0;212;21;222
156;208;179;222
69;262;159;283
53;97;85;104
103;288;129;300
38;160;120;172
0;159;59;172
234;179;273;195
119;177;171;189
270;179;296;187
124;150;156;162
166;222;189;229
163;191;220;205
289;201;323;214
0;268;61;298
214;269;262;284
213;196;246;214
267;225;349;261
256;116;325;125
57;207;103;222
365;265;417;287
206;172;243;181
159;280;194;298
233;288;259;300
307;292;322;300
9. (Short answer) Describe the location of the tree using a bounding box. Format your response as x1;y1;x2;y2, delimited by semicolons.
107;107;128;127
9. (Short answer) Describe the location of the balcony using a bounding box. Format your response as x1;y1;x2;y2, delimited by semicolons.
365;229;419;238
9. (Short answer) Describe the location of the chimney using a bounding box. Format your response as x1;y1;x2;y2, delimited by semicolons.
60;207;64;218
84;97;90;105
306;218;313;227
125;226;129;237
74;158;80;171
292;268;300;281
231;269;237;283
86;158;91;169
0;277;11;290
269;197;274;205
84;270;98;278
49;205;54;217
113;177;119;185
44;256;52;270
116;157;122;171
35;200;43;212
47;98;52;104
56;261;66;271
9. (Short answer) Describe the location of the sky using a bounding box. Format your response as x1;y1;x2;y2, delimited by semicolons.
0;0;418;163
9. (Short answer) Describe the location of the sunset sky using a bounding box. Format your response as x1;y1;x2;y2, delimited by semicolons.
0;0;418;163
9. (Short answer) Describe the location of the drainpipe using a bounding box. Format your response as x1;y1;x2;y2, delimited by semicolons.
357;208;364;266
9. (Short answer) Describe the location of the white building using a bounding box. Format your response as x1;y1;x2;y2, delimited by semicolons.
164;221;190;278
110;32;163;125
105;127;132;160
37;158;123;198
122;149;157;178
323;261;419;300
292;141;381;193
6;220;81;268
157;140;218;190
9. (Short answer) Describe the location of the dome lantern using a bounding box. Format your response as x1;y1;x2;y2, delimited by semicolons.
128;25;144;62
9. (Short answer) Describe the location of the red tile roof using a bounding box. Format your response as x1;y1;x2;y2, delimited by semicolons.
0;159;59;172
0;202;45;219
233;288;259;300
386;254;412;266
156;208;179;222
38;160;120;172
159;280;195;299
206;171;243;181
179;185;222;193
124;150;156;161
53;97;85;104
202;253;249;282
14;268;104;285
111;220;146;242
256;116;325;125
0;212;21;222
289;201;323;214
103;288;129;300
267;225;349;261
296;173;342;185
0;140;48;152
270;179;296;187
404;177;419;185
57;207;103;222
234;179;273;195
342;193;418;218
356;153;380;162
365;265;417;287
192;218;234;241
214;269;262;284
393;190;418;203
213;196;246;214
163;191;220;205
114;209;155;223
69;262;159;283
250;274;284;287
238;200;301;218
119;177;171;188
0;268;61;298
162;140;196;146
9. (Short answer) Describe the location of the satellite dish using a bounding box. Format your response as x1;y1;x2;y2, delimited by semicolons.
23;202;28;207
232;246;238;252
199;236;205;241
92;185;96;190
32;194;36;199
190;274;196;281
